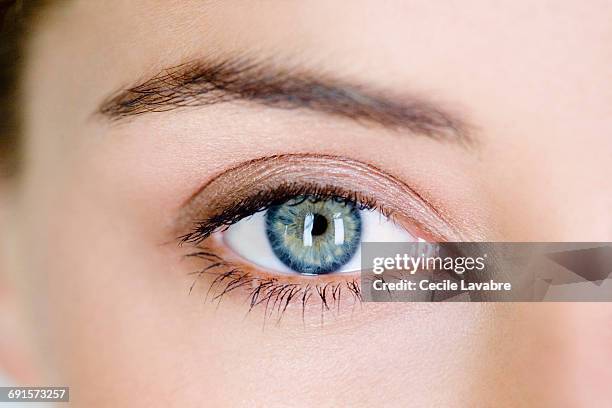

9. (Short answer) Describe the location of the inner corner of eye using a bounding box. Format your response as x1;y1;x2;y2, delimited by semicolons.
217;196;420;277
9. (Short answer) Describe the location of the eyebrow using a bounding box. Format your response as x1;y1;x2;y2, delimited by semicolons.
98;57;471;144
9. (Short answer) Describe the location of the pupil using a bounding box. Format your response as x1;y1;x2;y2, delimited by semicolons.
310;213;328;236
265;196;362;275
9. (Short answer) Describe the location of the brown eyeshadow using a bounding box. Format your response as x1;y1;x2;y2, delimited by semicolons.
175;154;461;242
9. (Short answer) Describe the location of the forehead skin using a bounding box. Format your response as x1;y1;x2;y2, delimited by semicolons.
24;0;612;238
13;1;612;407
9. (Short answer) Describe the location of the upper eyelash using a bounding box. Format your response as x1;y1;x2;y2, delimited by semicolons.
179;182;393;245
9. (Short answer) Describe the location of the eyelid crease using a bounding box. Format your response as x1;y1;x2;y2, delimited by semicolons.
175;154;462;243
179;182;383;245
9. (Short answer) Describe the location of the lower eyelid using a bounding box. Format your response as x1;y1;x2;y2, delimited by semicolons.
183;241;363;318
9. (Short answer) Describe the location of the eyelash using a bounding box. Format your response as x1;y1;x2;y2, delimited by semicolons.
179;182;391;322
185;250;363;325
179;182;394;245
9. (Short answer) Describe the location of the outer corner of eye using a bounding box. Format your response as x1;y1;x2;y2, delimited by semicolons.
220;197;420;276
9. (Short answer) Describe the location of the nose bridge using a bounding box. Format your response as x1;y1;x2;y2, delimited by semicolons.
491;136;611;241
547;140;611;240
560;304;612;404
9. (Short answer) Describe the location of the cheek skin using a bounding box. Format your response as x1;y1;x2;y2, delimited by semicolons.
16;70;606;406
17;167;519;407
14;1;612;406
19;171;564;407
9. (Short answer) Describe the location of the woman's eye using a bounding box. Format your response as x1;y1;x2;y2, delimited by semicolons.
178;156;455;316
222;195;418;275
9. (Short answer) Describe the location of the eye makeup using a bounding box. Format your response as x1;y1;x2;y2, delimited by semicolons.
177;154;461;242
184;248;365;324
176;153;461;321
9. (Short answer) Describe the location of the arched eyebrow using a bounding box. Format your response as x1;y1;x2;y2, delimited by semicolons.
97;57;473;145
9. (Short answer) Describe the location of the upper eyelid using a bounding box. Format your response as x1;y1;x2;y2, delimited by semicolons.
179;183;383;245
174;153;462;243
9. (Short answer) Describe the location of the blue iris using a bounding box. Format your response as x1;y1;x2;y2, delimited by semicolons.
265;196;362;275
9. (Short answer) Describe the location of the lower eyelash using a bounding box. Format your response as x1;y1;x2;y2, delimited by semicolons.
185;249;362;325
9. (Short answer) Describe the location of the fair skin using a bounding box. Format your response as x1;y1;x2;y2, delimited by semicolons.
1;0;611;406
